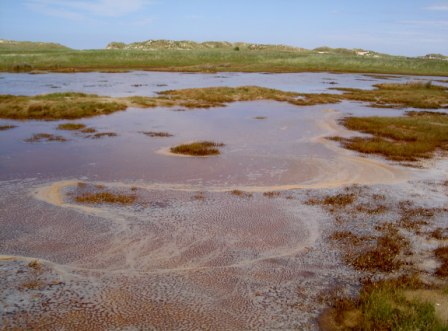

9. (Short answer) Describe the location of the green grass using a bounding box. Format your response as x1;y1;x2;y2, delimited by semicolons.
335;111;448;161
321;276;448;331
170;141;224;156
0;93;127;120
336;81;448;109
157;86;341;108
2;83;446;121
1;47;447;76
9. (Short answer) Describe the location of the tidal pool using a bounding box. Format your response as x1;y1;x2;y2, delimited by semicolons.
0;72;445;330
0;71;426;187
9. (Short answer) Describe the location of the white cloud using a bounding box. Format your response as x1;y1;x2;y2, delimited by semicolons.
400;20;448;28
426;4;448;11
26;0;153;19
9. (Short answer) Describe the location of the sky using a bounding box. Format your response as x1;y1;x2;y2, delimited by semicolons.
0;0;447;56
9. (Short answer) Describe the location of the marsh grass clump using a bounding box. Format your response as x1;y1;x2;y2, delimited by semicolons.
75;191;136;205
263;191;281;198
0;93;127;120
126;96;159;108
86;132;118;139
320;275;447;331
306;193;356;210
57;123;86;130
430;228;448;240
140;131;173;137
24;133;67;143
192;192;206;201
335;81;448;109
79;127;96;133
0;124;17;131
334;111;448;161
158;86;342;108
230;189;253;198
351;228;408;272
170;141;224;156
20;259;44;291
28;260;42;270
329;231;372;246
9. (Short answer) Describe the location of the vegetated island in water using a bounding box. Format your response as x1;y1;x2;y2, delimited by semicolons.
1;82;446;120
1;38;447;76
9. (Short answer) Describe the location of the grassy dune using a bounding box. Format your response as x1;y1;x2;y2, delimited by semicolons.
1;47;447;76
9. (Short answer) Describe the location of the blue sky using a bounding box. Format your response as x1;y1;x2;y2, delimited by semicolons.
0;0;447;56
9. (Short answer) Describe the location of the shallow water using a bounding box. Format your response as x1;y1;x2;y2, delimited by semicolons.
0;72;439;330
0;71;446;97
0;71;425;186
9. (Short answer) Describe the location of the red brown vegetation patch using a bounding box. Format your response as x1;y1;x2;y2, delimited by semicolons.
434;246;448;277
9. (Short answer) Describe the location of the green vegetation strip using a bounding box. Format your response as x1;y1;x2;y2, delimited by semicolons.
321;276;447;331
334;111;448;161
1;47;447;76
2;82;446;121
0;93;127;120
335;81;448;109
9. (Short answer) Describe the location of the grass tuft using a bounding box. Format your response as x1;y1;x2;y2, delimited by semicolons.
0;124;17;131
140;131;173;137
263;191;281;198
75;192;136;205
320;275;447;331
335;81;448;109
170;141;224;156
0;93;127;120
86;132;118;139
24;133;67;142
230;189;253;198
